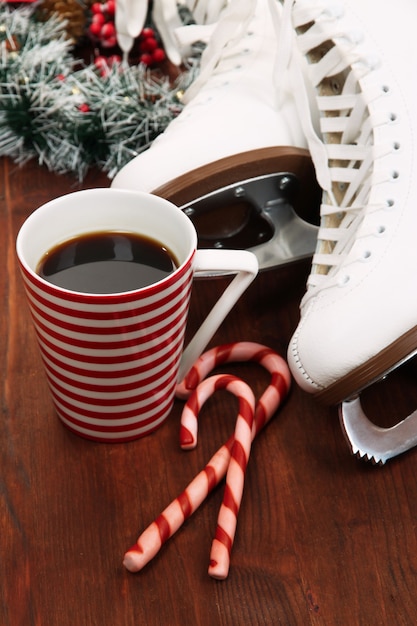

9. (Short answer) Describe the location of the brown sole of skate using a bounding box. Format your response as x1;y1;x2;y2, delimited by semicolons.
315;325;417;406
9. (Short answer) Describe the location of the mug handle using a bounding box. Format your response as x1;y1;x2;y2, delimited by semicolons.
177;249;259;382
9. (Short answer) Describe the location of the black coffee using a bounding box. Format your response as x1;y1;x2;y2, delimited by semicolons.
37;231;179;293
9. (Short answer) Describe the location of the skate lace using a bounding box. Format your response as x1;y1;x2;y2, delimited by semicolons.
182;0;258;102
152;0;230;66
276;0;393;301
185;0;230;25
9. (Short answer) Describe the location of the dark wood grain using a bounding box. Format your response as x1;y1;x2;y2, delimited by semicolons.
2;156;417;625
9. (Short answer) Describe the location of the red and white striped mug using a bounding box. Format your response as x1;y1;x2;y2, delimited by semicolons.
16;188;258;442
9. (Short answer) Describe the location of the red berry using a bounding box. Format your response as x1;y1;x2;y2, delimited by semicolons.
96;54;120;73
92;12;105;25
89;21;102;37
102;35;117;48
108;54;121;65
94;55;108;69
78;103;90;113
91;2;104;14
141;27;155;39
152;48;166;63
139;53;153;66
140;37;158;52
101;22;115;38
106;0;115;14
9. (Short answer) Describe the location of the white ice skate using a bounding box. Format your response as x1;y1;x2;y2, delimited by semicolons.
112;0;320;271
280;0;417;463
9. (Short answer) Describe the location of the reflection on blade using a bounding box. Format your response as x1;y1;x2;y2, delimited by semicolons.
340;396;417;465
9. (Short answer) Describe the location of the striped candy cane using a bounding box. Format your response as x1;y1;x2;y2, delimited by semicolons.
180;343;290;578
178;342;291;443
123;374;254;574
180;373;256;579
123;343;291;576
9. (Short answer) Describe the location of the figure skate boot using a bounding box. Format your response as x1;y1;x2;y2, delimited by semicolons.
112;0;320;270
281;0;417;461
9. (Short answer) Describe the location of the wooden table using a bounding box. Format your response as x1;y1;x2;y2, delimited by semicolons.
2;156;417;625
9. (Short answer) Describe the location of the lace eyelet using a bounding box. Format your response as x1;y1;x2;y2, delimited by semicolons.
323;4;345;19
361;250;372;261
360;53;380;71
345;29;364;45
338;274;350;286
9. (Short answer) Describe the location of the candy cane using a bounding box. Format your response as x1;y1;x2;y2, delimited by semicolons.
178;342;291;444
123;435;234;573
178;373;256;579
180;343;291;579
123;374;254;574
205;376;255;579
123;343;291;576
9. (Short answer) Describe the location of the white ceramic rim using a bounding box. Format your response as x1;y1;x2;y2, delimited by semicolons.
16;188;197;298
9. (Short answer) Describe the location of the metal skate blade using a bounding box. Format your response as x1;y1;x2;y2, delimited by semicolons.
151;147;321;271
338;349;417;464
340;396;417;465
180;172;319;272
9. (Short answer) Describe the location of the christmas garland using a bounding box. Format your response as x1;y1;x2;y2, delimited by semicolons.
0;2;199;180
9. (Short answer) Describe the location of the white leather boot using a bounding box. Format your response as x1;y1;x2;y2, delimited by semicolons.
283;0;417;404
112;0;320;271
112;0;309;198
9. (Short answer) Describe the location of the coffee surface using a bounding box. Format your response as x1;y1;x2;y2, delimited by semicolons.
37;231;178;293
